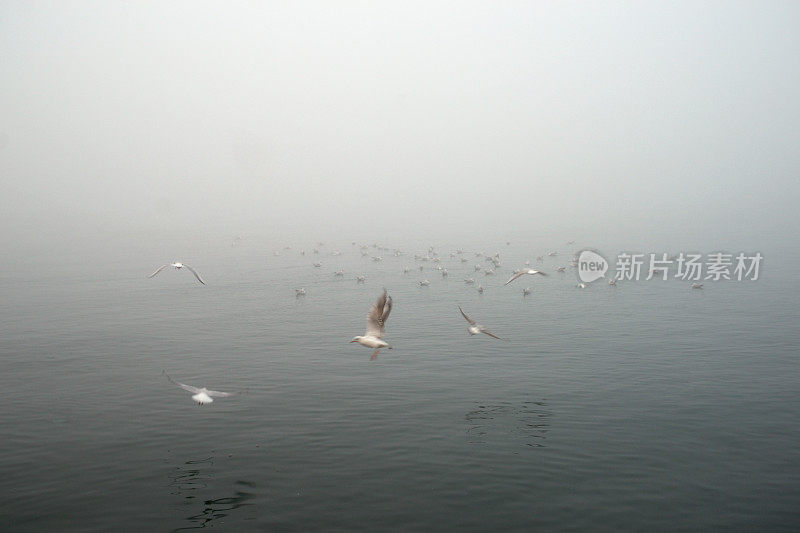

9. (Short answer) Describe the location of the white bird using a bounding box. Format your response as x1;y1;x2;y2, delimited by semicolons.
477;285;484;293
555;266;566;273
419;279;430;286
504;269;547;285
464;277;475;284
356;275;366;283
163;371;237;405
577;282;586;289
691;283;704;289
350;289;393;360
458;306;502;340
334;270;345;276
148;262;205;284
608;278;617;286
523;287;531;296
295;288;306;296
442;269;448;277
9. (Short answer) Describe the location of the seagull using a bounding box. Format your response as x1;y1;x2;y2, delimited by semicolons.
334;270;345;276
504;269;547;285
148;262;205;284
356;275;366;283
295;288;306;296
350;289;393;360
458;306;502;340
464;277;475;284
691;283;703;289
477;285;484;293
608;278;617;286
163;371;237;405
419;279;430;286
577;282;587;289
555;266;566;273
523;287;531;296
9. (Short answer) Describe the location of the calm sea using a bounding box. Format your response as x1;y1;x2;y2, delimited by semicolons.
1;236;798;531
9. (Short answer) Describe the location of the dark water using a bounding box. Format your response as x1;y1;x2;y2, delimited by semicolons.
1;237;798;531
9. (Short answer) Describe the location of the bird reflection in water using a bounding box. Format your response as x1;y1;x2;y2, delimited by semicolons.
169;457;255;531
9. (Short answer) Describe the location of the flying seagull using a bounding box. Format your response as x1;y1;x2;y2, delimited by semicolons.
458;306;502;340
504;269;547;285
350;289;393;360
163;371;237;405
149;262;205;284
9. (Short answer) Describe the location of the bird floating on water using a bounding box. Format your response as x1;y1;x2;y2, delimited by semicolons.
691;283;704;289
350;289;393;360
148;262;205;284
458;306;502;340
295;288;306;296
163;371;237;405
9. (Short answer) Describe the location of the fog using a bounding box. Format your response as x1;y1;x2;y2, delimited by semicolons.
1;1;798;254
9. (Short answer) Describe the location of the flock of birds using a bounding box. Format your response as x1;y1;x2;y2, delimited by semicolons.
151;239;702;404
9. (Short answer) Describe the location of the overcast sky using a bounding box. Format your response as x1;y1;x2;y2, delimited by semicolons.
1;1;798;250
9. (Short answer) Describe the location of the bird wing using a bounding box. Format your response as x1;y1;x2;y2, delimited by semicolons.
480;328;503;340
504;271;526;285
366;290;391;338
183;264;206;284
530;270;547;276
458;306;476;325
206;389;237;397
163;371;201;394
148;265;169;278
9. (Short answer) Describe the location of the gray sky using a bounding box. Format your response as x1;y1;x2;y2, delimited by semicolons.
1;1;798;249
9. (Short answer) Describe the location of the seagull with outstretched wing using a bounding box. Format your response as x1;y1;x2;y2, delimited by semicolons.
163;371;237;405
458;306;503;340
149;262;205;284
350;289;393;360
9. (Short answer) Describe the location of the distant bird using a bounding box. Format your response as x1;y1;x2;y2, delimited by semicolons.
458;306;502;340
523;287;531;296
356;276;366;284
295;288;306;296
350;289;393;360
567;240;575;245
464;277;475;284
419;279;430;286
547;251;558;257
403;267;410;274
474;265;482;271
504;269;547;285
148;262;205;284
485;269;495;276
477;285;484;293
313;262;322;268
442;269;448;277
608;278;617;286
163;371;237;405
555;266;566;273
691;283;703;289
577;282;586;289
